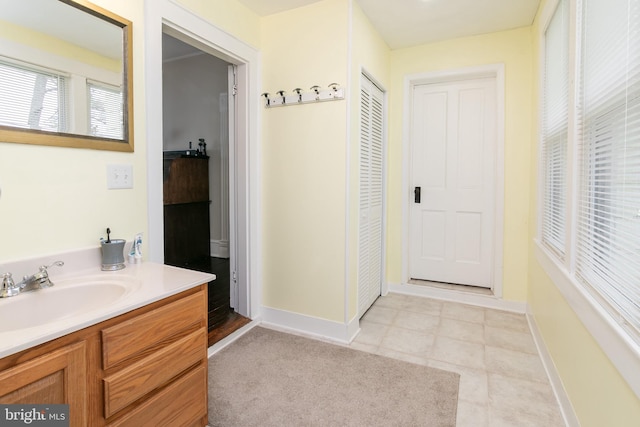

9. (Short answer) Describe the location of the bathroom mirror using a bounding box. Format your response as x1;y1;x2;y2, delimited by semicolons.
0;0;134;151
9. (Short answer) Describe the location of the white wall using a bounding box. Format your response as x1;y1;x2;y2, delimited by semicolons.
162;53;228;152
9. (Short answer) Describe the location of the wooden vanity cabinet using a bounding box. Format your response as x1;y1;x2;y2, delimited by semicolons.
0;285;208;427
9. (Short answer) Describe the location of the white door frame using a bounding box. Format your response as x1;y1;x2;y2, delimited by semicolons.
401;64;505;298
227;64;238;310
144;0;261;318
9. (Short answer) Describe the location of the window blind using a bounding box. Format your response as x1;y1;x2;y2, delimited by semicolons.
577;0;640;340
0;59;67;132
542;0;570;256
88;81;124;140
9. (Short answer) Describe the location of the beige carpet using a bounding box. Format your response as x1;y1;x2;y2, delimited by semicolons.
208;327;459;427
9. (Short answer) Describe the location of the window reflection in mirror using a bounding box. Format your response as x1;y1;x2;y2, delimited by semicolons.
0;0;133;151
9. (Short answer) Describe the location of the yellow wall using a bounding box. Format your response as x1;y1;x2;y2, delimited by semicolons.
260;0;350;322
387;27;534;302
347;1;390;319
528;263;640;425
0;0;146;262
175;0;261;48
528;0;640;424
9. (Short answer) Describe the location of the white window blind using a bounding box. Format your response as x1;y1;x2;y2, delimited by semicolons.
577;0;640;340
0;58;68;132
88;81;124;140
542;0;570;256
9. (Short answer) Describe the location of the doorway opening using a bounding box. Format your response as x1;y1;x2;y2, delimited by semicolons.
161;32;250;345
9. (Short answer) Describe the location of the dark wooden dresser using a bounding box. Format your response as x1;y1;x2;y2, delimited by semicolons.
163;153;211;268
163;151;233;338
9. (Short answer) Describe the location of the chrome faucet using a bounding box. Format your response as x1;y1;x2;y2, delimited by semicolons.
0;261;64;298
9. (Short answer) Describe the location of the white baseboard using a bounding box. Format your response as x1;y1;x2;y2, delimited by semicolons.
388;282;528;313
207;319;260;358
526;310;580;427
210;239;229;258
260;306;359;344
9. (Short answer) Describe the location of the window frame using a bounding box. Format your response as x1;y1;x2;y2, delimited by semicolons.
540;0;570;259
0;57;70;133
87;79;124;140
536;0;640;397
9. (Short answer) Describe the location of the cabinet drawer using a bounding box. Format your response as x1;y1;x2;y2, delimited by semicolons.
103;328;206;418
102;291;205;369
107;365;207;427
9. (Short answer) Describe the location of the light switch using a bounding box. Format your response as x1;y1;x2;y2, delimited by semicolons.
107;164;133;189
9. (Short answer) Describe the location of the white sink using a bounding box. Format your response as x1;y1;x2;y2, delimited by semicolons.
0;276;140;332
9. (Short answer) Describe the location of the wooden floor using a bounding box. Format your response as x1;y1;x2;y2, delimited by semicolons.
197;256;251;347
172;256;251;347
208;310;252;346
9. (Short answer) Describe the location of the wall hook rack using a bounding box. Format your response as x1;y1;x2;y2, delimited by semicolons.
262;83;345;108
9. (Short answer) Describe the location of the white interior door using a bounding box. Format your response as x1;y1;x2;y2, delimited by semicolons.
409;78;496;288
358;75;384;317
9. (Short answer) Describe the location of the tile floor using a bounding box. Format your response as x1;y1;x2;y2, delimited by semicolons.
349;293;566;427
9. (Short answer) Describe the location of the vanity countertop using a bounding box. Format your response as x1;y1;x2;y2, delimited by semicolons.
0;262;215;359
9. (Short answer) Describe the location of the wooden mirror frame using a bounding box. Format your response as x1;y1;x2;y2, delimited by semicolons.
0;0;134;152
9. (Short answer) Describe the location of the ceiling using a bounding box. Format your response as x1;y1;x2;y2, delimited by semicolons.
237;0;541;49
0;0;123;59
236;0;322;16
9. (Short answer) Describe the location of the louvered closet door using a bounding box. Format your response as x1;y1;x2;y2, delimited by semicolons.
358;75;384;318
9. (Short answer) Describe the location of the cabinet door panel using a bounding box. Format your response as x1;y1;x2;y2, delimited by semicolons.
0;371;64;404
0;341;87;426
164;202;211;267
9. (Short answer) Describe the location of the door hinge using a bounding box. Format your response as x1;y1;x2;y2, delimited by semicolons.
232;84;237;96
232;270;237;283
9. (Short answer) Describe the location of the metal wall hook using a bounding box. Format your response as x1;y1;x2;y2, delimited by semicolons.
328;83;340;92
293;88;303;102
310;85;321;100
261;92;271;107
276;90;286;104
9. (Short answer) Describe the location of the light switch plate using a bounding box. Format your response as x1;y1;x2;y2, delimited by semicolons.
107;164;133;189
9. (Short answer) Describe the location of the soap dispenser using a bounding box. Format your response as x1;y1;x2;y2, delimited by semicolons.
100;227;126;271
